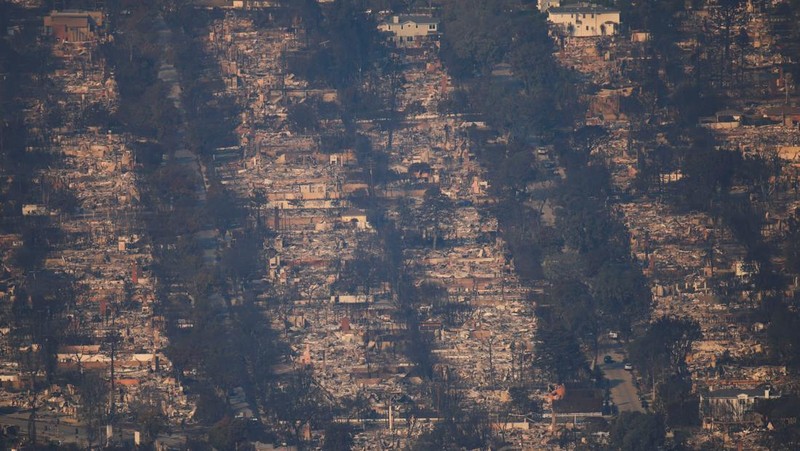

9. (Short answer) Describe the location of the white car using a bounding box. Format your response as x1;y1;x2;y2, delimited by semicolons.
624;363;633;371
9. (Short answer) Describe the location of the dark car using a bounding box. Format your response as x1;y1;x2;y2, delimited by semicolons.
603;355;613;364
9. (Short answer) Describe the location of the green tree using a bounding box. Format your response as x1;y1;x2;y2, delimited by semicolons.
78;372;109;448
322;423;354;451
440;0;523;77
628;317;702;390
591;263;652;334
654;375;700;427
610;412;665;451
220;230;263;290
534;321;589;383
414;392;493;451
497;150;537;199
207;417;249;451
508;14;560;98
207;185;243;233
419;187;455;250
286;101;319;133
784;215;800;274
549;279;602;365
269;369;331;445
766;302;800;370
129;386;168;445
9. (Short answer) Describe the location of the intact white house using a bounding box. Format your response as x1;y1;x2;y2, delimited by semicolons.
547;2;621;37
378;15;439;46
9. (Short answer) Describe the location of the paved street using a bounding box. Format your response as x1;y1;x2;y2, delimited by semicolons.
596;340;644;414
0;411;89;446
0;410;151;447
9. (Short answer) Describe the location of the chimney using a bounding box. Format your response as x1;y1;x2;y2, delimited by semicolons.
392;15;400;24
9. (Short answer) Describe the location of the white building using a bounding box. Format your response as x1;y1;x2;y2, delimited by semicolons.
701;387;779;425
538;0;561;12
378;15;439;46
547;3;620;37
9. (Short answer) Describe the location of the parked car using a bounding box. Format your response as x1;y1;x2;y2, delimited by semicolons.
624;363;633;371
603;355;613;364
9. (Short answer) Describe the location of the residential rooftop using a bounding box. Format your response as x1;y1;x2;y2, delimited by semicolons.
549;3;620;14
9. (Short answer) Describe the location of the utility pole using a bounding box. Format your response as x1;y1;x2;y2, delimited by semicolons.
106;327;121;420
281;45;287;106
783;71;793;126
24;347;39;446
487;335;496;387
387;397;393;431
785;72;791;106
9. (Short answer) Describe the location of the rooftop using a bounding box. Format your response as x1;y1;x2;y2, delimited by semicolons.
383;15;439;25
705;387;778;399
549;3;620;14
